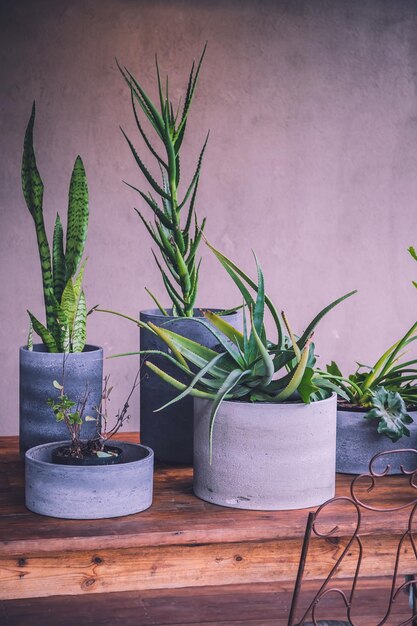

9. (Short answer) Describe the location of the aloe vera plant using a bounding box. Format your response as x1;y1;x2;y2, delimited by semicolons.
119;46;208;317
320;322;417;442
138;243;356;459
22;102;89;353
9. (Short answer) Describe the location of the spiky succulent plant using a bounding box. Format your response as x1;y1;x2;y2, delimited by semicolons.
321;321;417;442
22;102;89;353
119;46;208;317
140;243;356;459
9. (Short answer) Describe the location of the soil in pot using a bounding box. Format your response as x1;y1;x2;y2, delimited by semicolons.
51;443;123;466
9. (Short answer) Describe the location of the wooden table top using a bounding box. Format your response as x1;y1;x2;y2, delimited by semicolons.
1;433;417;556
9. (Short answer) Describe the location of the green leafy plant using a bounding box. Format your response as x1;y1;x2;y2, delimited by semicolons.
22;102;89;353
321;322;417;442
47;369;138;460
137;243;356;460
118;46;208;317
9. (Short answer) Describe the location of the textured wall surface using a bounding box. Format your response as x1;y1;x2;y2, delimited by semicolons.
1;0;417;434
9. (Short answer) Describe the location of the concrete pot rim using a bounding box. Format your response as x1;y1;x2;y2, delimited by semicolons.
20;344;103;354
196;392;337;409
140;307;239;320
25;440;153;469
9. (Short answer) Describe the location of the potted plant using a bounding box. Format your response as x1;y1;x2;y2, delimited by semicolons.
320;326;417;474
25;369;153;519
140;243;356;510
19;103;102;453
99;47;240;463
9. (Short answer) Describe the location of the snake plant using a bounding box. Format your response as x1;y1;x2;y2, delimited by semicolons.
22;102;89;353
320;322;417;441
139;243;356;459
118;46;208;317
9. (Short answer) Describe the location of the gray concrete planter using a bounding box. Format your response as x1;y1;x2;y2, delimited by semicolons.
193;394;337;511
19;344;103;454
140;308;242;464
336;407;417;475
25;441;154;519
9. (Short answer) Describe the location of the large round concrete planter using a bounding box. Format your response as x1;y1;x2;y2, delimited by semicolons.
336;407;417;475
19;344;103;454
25;441;154;519
193;394;337;511
140;308;242;464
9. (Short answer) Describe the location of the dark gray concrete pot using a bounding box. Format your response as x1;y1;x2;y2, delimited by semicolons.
140;308;242;464
19;344;103;454
25;441;154;519
193;394;337;511
336;407;417;475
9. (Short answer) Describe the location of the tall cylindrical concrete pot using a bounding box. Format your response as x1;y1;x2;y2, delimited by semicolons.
25;441;153;519
193;394;337;511
336;407;417;475
19;344;103;454
140;308;242;464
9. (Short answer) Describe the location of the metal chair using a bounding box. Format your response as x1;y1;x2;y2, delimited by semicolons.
287;449;417;626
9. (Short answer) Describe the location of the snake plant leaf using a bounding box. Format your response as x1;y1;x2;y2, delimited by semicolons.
27;311;58;353
73;260;86;305
72;290;86;352
409;246;417;262
60;277;77;333
27;320;34;351
365;387;413;442
22;102;44;220
65;156;88;281
52;213;66;303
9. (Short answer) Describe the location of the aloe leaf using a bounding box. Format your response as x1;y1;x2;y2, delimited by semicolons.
371;322;417;387
175;43;207;143
281;311;301;362
296;290;357;352
208;368;251;463
133;208;165;250
205;240;285;348
147;322;189;368
409;246;417;262
274;339;312;401
27;311;58;353
145;361;215;399
119;63;165;137
71;290;86;352
176;316;245;367
52;213;66;303
250;313;274;385
202;310;245;350
145;288;168;316
130;83;167;169
178;132;209;210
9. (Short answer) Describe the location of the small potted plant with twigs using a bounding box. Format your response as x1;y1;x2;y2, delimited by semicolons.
20;102;103;454
139;242;356;511
25;370;154;519
99;46;240;463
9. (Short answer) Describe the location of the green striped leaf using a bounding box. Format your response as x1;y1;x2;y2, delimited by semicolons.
65;156;88;280
21;102;44;220
52;213;66;303
72;290;87;352
27;311;58;353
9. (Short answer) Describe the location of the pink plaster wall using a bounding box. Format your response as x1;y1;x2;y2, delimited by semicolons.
1;0;417;434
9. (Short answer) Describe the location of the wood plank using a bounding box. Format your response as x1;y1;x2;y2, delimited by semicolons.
1;578;414;626
1;532;417;600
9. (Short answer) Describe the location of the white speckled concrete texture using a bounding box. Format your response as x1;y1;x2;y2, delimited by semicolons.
25;441;154;519
193;394;337;510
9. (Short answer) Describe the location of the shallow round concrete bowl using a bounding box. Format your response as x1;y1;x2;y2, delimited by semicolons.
25;441;154;519
193;394;337;511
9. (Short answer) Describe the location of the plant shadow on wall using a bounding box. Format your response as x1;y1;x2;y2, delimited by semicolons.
123;241;357;511
19;102;103;454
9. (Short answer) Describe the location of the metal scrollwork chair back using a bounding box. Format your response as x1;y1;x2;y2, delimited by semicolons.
287;449;417;626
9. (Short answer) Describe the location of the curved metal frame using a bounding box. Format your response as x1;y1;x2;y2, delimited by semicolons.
288;449;417;626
